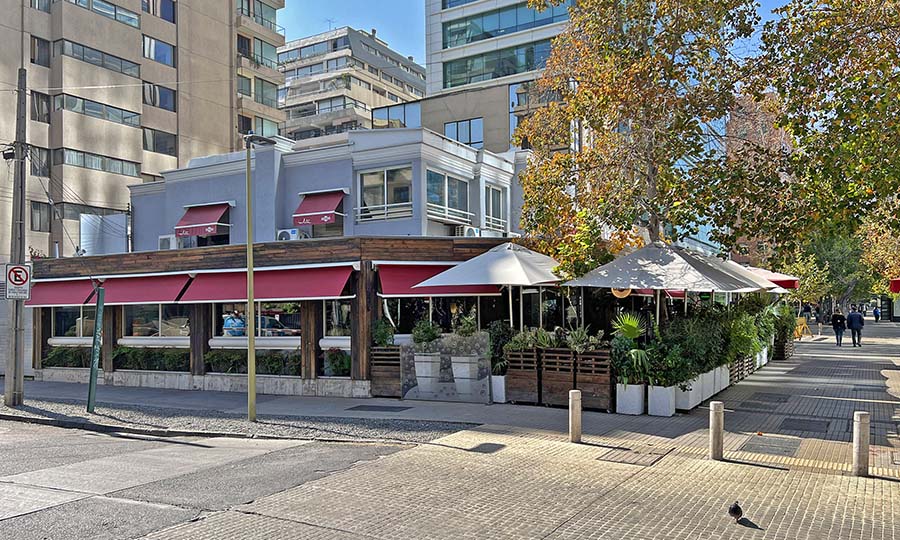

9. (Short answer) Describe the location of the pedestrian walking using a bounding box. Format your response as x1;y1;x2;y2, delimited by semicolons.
802;302;812;322
831;308;846;347
847;306;865;347
873;306;881;322
814;304;823;336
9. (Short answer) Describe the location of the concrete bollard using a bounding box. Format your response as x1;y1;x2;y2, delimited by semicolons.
709;401;724;461
852;411;870;477
569;389;582;443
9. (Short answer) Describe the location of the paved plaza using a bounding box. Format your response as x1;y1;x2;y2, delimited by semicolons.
1;319;899;538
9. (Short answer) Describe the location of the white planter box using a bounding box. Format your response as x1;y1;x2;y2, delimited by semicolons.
675;376;702;410
700;369;716;400
719;366;730;391
616;383;645;415
762;346;769;365
491;375;506;403
648;385;676;417
450;356;479;395
414;353;441;394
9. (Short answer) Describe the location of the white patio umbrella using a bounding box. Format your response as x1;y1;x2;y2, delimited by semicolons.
413;242;560;330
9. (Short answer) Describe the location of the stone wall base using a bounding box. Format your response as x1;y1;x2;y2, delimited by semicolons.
35;368;371;398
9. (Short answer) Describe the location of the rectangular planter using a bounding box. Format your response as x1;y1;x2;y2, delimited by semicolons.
700;369;716;400
675;376;702;410
450;355;479;396
719;366;730;392
540;348;575;407
615;383;645;415
413;353;442;395
576;349;613;412
491;375;506;403
648;385;676;417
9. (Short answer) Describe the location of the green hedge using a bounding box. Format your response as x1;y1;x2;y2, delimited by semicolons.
43;347;92;368
204;349;302;376
113;347;190;372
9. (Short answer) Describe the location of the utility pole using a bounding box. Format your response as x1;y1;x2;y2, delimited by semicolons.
5;67;27;406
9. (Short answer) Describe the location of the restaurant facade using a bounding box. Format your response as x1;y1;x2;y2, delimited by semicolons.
26;128;536;398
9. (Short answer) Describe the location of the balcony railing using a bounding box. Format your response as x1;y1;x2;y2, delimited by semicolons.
426;203;473;225
238;51;278;71
237;7;285;35
484;215;508;231
355;202;414;222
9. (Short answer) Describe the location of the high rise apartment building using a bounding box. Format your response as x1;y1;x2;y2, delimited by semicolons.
277;27;425;142
0;0;284;262
372;0;572;154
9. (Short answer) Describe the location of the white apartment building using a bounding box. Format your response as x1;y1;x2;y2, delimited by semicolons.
277;27;425;141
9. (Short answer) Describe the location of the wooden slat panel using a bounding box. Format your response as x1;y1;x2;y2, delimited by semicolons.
576;349;612;411
370;346;401;397
506;349;539;404
190;304;211;375
541;348;575;407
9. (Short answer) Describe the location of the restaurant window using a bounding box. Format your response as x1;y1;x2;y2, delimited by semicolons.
478;295;509;329
53;306;96;338
124;304;161;336
358;167;412;220
30;201;51;232
522;287;540;329
213;303;301;337
324;299;352;337
432;297;477;333
161;305;190;336
382;298;429;335
541;287;563;330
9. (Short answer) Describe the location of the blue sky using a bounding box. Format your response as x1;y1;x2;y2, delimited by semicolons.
279;0;787;67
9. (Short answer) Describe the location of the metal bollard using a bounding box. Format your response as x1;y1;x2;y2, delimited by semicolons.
852;411;870;477
709;401;724;460
569;390;582;443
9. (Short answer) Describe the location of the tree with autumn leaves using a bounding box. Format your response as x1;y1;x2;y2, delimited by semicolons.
515;0;900;278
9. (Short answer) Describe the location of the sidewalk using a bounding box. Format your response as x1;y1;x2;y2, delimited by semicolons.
3;318;899;476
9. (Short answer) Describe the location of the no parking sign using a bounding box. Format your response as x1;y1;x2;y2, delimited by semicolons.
5;264;32;300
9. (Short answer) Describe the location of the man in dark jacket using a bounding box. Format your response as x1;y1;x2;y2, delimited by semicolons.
847;306;865;347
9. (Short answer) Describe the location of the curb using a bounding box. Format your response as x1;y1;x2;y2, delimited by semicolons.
0;412;419;446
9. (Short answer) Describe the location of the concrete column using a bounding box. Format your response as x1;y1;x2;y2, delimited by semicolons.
852;411;870;477
709;401;724;460
569;390;582;443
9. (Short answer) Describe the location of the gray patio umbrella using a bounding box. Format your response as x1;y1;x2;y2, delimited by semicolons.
414;242;560;330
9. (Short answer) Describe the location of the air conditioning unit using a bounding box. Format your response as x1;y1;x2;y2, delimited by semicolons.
158;234;177;250
453;225;481;237
276;228;311;241
480;229;504;238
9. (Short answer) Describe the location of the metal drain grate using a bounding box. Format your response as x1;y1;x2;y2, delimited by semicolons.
596;446;673;467
779;417;829;433
750;392;791;403
738;401;780;412
346;405;412;412
740;435;801;457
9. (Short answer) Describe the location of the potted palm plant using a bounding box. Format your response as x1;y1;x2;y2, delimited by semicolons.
611;313;650;415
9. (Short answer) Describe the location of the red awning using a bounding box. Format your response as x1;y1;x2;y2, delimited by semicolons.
26;279;96;307
746;266;799;289
100;274;191;305
293;191;345;226
179;266;354;303
378;264;501;297
891;278;900;294
175;203;230;237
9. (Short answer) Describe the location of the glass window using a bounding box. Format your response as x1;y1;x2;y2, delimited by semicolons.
254;38;278;68
522;288;540;329
30;147;50;177
324;300;352;337
83;100;104;119
83;46;103;67
427;170;445;206
161;305;190;336
254;117;278;137
143;127;177;156
361;171;386;208
238;114;252;134
124;305;160;337
31;91;50;123
259;304;302;337
30;0;50;13
237;75;252;96
143;82;176;111
53;306;81;337
432;297;477;333
443;39;551;88
116;7;140;27
30;201;51;232
541;288;562;330
92;0;116;19
160;0;176;23
237;35;251;57
448;177;468;212
215;304;247;337
254;78;278;108
444;118;484;148
143;36;175;67
84;153;103;170
386;167;412;205
63;149;84;167
405;102;421;127
31;37;50;67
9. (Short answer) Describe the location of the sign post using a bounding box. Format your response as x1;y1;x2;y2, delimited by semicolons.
5;263;32;301
87;287;104;414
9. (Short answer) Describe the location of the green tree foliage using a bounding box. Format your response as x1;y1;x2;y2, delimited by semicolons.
779;252;831;304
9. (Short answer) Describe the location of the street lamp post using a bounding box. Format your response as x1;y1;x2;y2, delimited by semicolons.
243;132;277;422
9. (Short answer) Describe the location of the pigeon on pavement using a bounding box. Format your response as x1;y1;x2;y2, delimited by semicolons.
728;501;743;523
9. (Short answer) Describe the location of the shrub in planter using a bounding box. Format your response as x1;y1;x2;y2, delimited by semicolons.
257;350;303;376
43;347;91;368
204;349;247;373
452;307;477;337
724;312;762;366
113;347;190;371
411;318;441;346
487;320;515;375
372;318;395;347
323;347;351;376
